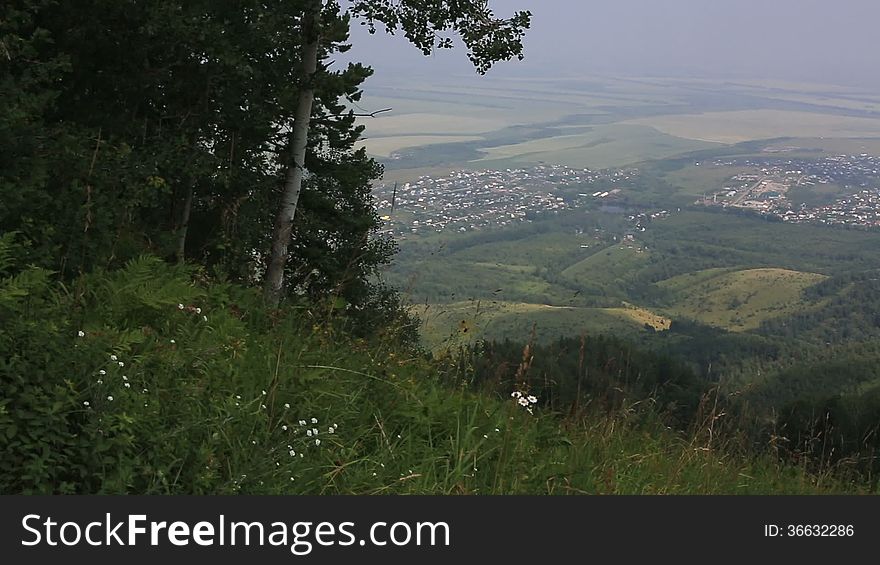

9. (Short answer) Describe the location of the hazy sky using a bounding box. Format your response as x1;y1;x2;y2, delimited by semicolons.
346;0;880;87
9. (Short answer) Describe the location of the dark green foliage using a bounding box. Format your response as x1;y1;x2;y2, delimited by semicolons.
0;0;393;313
759;270;880;344
462;335;706;428
0;240;411;493
777;387;880;479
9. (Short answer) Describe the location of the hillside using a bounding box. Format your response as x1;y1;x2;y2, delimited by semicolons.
658;268;827;331
391;207;880;345
1;251;871;494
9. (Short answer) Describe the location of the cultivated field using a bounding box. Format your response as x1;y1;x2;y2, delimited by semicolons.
357;76;880;177
475;124;720;169
624;110;880;144
357;135;484;157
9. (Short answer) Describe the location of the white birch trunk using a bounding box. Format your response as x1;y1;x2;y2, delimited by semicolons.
264;1;322;307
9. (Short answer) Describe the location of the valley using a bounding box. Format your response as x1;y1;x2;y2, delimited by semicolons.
360;77;880;396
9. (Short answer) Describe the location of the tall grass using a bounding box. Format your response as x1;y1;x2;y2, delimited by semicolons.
0;249;872;494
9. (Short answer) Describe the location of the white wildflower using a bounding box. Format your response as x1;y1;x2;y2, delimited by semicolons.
77;330;85;337
170;339;176;344
202;315;208;322
195;307;202;314
306;430;313;437
122;375;128;381
289;450;296;457
110;354;117;361
284;403;290;409
527;395;538;404
107;396;113;402
518;397;529;407
261;390;267;395
299;420;307;426
118;361;124;367
83;401;90;407
178;303;184;309
124;383;130;388
315;439;321;446
99;370;106;375
310;417;318;424
328;427;334;434
282;425;288;431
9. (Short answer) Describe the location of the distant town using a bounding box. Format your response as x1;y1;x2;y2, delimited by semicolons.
374;165;635;237
373;152;880;239
696;152;880;227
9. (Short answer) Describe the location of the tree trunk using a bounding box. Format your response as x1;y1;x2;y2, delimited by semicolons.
175;186;194;264
263;1;322;307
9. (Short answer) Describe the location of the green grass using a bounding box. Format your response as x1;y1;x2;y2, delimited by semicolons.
658;268;828;331
4;251;869;494
416;300;654;349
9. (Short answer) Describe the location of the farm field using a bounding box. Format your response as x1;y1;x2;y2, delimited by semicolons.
624;109;880;144
357;135;484;157
475;124;721;169
356;75;880;181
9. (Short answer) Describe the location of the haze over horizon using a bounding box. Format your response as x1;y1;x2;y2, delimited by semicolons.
346;0;880;89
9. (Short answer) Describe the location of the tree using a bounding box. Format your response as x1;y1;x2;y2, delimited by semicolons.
262;0;532;307
2;1;308;275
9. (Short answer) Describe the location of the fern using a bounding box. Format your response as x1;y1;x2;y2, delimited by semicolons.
0;265;52;310
0;232;18;275
115;255;205;308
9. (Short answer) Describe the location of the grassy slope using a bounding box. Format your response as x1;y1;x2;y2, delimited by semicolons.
4;255;867;494
416;301;653;350
658;268;828;331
